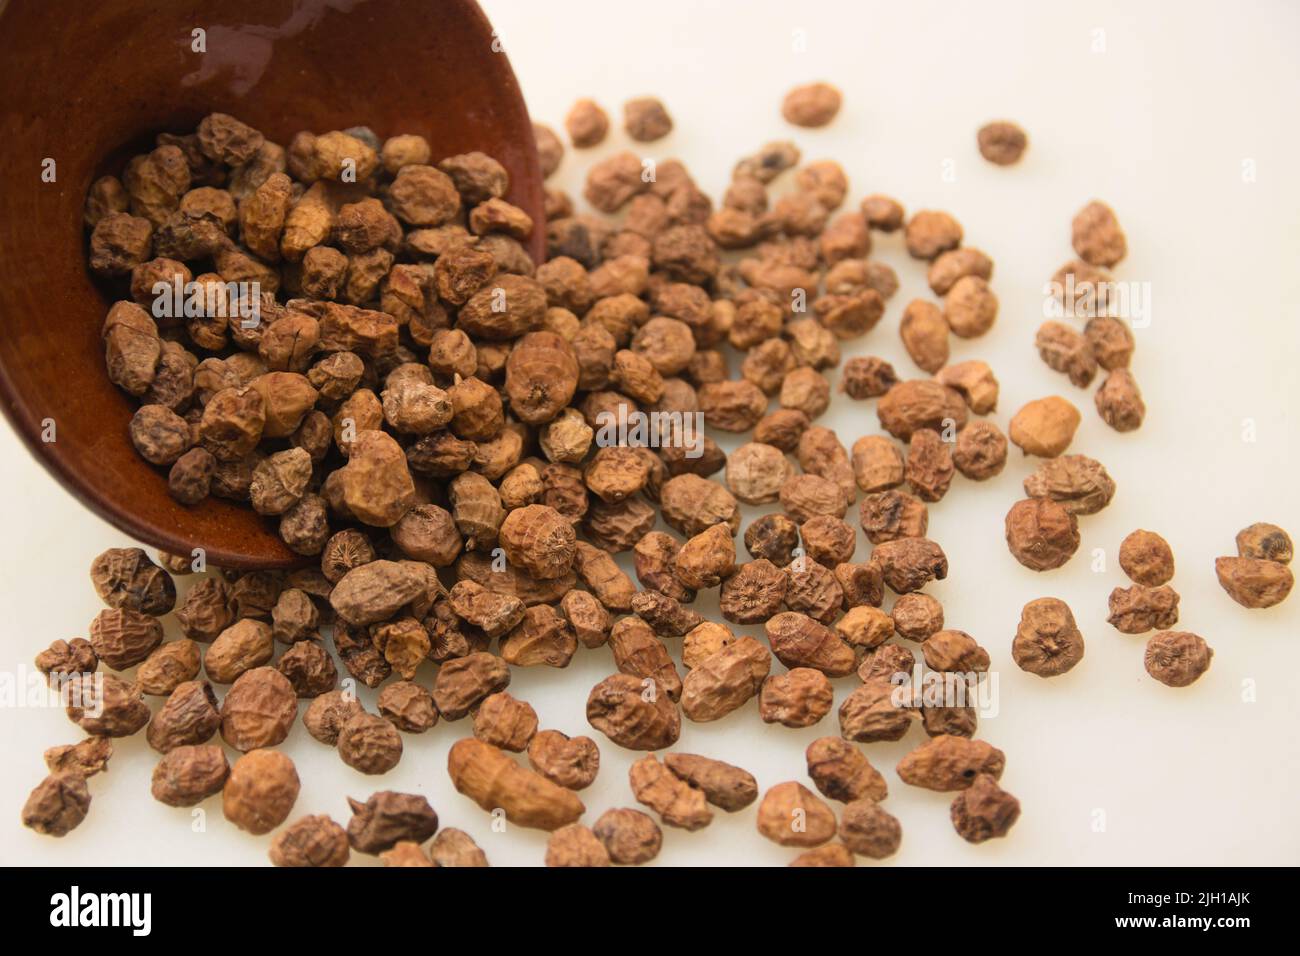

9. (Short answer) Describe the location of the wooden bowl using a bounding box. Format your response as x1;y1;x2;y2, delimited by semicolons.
0;0;544;569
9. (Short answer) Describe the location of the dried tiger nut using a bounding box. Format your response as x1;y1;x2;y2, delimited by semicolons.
743;339;798;396
904;210;962;260
903;429;954;503
330;559;429;627
449;580;525;639
1085;317;1135;371
539;408;594;465
91;211;154;277
128;404;191;466
834;561;883;610
838;681;915;743
503;331;580;426
765;612;856;677
858;643;916;684
743;514;799;566
779;473;847;524
783;557;845;624
1095;368;1146;432
102;300;161;398
626;755;711;832
448;737;585;830
432;652;511;720
1072;200;1127;267
174;579;232;643
800;516;857;566
630;589;702;638
544;823;611;868
780;367;832;419
1144;631;1213;687
836;606;895;651
928;247;994;296
757;781;837;848
269;814;350;868
1106;585;1181;634
840;356;898;400
149;743;229;808
715;559;784;625
923;630;991;674
872;537;949;593
380;842;433;867
1010;597;1085;677
500;604;577;668
805;736;887;804
424;828;486;868
583;446;650;504
681;636;771;722
698;379;768;432
527;730;601;790
942;275;999;339
469;691;537;753
838;798;903;859
249;447;312;516
848;436;902;496
669;523;736;592
569;542;634;613
320;530;376;586
899;299;950;373
593;808;662;864
760;668;835;728
1005;498;1080;571
947;773;1019;845
499;504;577;581
934;363;999;418
92;551;176;616
85;587;163;662
878;379;967;442
586;672;681;751
1235;523;1293;565
790;844;856;867
725;443;793;505
561;590;612;649
372;616;432;680
303;689;365;745
1036;321;1098;387
137;639;201;696
223;749;300;835
1023;454;1116;516
277;640;338;698
1115;529;1175;586
339;430;416;527
448;471;506;551
948;422;1005;482
607;617;680;697
146;679;220;752
650;756;753;816
659;473;741;537
891;593;944;642
216;666;297;752
199;385;266;462
897;735;1005;791
337;712;404;774
205;618;274;683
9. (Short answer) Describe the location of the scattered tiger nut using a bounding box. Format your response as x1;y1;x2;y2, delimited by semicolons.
1013;598;1085;677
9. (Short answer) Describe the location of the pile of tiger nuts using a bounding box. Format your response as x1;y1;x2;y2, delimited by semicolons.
20;85;1289;865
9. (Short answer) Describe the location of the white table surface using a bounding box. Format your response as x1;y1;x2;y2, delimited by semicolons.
2;0;1298;866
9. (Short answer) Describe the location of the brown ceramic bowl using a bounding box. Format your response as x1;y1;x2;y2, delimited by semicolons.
0;0;543;569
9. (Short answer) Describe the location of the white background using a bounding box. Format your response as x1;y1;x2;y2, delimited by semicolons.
2;0;1298;866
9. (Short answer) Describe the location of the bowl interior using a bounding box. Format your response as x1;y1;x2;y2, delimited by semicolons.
0;0;543;568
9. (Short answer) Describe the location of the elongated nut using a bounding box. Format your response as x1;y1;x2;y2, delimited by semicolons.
446;738;584;831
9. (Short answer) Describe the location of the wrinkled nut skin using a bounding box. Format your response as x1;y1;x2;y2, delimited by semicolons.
1023;454;1116;516
838;798;902;859
346;791;438;854
977;121;1028;165
759;668;835;728
499;504;578;580
66;672;151;737
629;754;713;830
303;689;364;745
1005;498;1080;572
447;738;585;831
22;772;91;837
1120;529;1177;585
205;618;273;683
1215;557;1294;609
838;680;915;743
527;730;601;790
337;712;404;774
872;537;949;593
222;749;299;834
219;666;298;752
269;814;350;867
44;737;113;778
790;844;856;867
662;753;758;811
545;823;611;867
756;781;837;848
1107;585;1180;634
586;672;681;750
594;808;663;864
896;735;1005;791
1072;199;1127;267
765;612;856;676
473;691;539;752
88;607;164;670
430;827;490;867
90;547;176;615
951;773;1021;843
1235;523;1292;565
681;636;771;722
147;679;221;753
1144;631;1213;687
806;736;888;803
151;744;230;807
922;629;990;673
1013;598;1085;677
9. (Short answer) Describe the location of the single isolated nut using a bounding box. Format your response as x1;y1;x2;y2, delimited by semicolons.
838;798;902;859
1214;556;1293;609
950;773;1021;843
223;748;300;835
1235;523;1293;564
1009;396;1081;458
756;781;837;847
976;121;1028;165
1005;498;1080;571
781;82;842;127
1012;598;1085;677
1119;530;1175;586
1144;631;1213;687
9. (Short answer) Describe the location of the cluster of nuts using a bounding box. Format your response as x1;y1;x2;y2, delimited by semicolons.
28;80;1267;865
